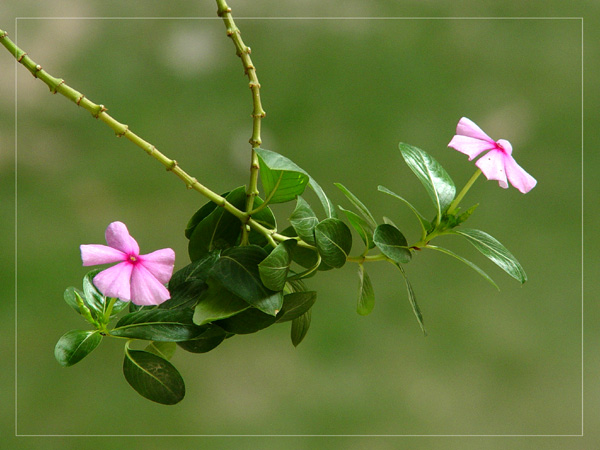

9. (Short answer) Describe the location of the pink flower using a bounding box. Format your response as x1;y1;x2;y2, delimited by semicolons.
80;221;175;306
448;117;537;193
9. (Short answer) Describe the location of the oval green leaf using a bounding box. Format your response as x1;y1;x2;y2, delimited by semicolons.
112;309;205;342
193;279;250;326
210;245;283;316
216;307;278;334
54;330;102;367
453;228;527;283
399;143;455;221
177;324;228;354
290;196;318;245
255;148;310;204
314;218;352;269
373;224;412;264
123;346;185;405
291;309;312;347
334;183;377;229
258;239;297;291
339;206;375;249
276;291;317;323
145;341;177;360
396;264;427;336
357;265;375;316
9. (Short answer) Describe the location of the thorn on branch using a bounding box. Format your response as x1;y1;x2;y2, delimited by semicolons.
33;64;42;78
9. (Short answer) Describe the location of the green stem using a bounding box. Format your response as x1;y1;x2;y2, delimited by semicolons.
216;0;266;245
446;169;482;216
0;28;309;250
347;253;391;264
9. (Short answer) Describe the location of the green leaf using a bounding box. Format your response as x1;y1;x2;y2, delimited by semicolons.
54;330;102;367
276;291;317;323
255;148;310;204
63;286;84;315
192;279;250;326
454;228;527;283
123;345;185;405
314;218;352;269
426;245;499;290
184;193;225;239
165;251;220;310
258;239;297;291
339;206;375;249
112;309;205;342
216;307;278;334
177;324;229;354
378;185;431;233
373;224;412;264
187;186;246;261
399;143;455;222
210;245;283;316
290;196;318;245
145;341;177;360
357;265;375;316
82;269;106;319
396;265;427;336
334;183;377;229
281;226;320;269
291;309;312;347
308;176;337;219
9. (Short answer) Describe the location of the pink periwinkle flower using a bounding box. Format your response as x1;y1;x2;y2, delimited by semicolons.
80;221;175;306
448;117;537;193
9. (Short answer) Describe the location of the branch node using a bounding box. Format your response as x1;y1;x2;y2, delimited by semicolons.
17;51;26;62
76;94;85;106
93;104;107;118
52;79;65;94
166;160;178;172
116;125;129;137
33;64;42;78
0;30;7;39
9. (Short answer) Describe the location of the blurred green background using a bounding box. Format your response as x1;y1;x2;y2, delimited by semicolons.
1;0;596;449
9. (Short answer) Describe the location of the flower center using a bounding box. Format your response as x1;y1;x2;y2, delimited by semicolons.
128;255;138;264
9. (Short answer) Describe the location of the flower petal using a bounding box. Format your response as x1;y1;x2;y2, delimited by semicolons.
105;221;140;256
456;117;495;142
504;155;537;193
139;248;175;284
93;261;133;300
129;264;171;306
448;135;497;160
81;244;126;266
475;149;509;189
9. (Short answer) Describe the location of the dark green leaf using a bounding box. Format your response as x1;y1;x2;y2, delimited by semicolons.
308;176;337;218
373;224;412;264
188;186;246;261
192;278;250;325
255;148;310;203
123;346;185;405
334;183;377;229
259;240;297;291
454;228;527;283
210;245;283;316
54;330;102;367
112;309;205;342
339;206;375;249
399;143;455;222
177;324;229;354
145;341;177;360
184;193;225;239
357;265;375;315
276;291;317;322
290;196;318;245
314;218;352;268
378;185;431;233
291;309;312;347
216;307;278;334
426;245;499;290
396;265;427;336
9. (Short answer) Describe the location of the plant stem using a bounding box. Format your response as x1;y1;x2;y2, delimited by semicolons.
446;169;482;216
0;28;311;249
216;0;266;242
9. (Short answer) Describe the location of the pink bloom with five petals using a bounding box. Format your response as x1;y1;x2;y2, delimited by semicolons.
448;117;537;193
80;221;175;306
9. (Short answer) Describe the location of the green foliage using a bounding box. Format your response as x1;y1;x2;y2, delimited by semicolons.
192;278;250;326
399;143;456;223
373;224;412;264
396;265;426;336
258;239;296;291
291;309;312;347
256;148;309;203
289;196;318;245
54;329;102;367
111;309;205;342
123;344;185;405
177;325;229;354
454;228;527;283
338;206;375;250
314;218;352;268
276;291;317;323
146;341;177;360
357;265;375;316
